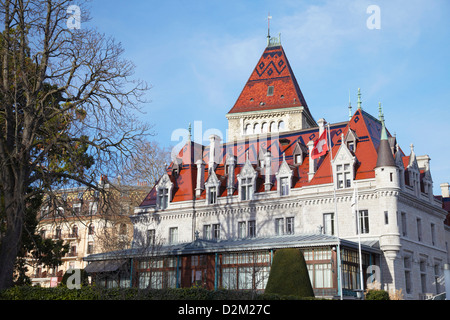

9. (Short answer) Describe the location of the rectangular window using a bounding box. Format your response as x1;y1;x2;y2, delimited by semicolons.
238;221;246;238
431;223;436;246
169;227;178;244
417;218;422;242
280;177;290;196
213;224;220;240
358;210;369;234
203;225;211;240
222;267;237;289
404;256;412;294
146;229;156;246
345;172;352;188
323;213;334;235
420;259;427;293
208;187;217;204
275;218;284;235
248;220;256;238
267;86;274;96
384;211;389;225
337;173;344;189
241;178;253;201
314;264;333;288
401;212;407;237
286;217;294;235
158;188;169;209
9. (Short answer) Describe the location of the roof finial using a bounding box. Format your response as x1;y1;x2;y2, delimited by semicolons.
348;89;352;120
268;12;272;40
378;102;384;123
188;122;192;142
357;88;362;110
379;102;388;141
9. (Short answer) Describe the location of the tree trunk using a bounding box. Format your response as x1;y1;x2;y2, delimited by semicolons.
0;195;24;290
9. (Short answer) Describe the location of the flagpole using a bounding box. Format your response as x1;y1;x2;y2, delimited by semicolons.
355;181;365;297
327;123;343;300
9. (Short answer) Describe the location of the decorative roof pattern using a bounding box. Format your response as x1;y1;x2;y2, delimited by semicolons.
227;45;310;115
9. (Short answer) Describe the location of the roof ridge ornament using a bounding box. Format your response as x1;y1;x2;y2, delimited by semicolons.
357;88;362;110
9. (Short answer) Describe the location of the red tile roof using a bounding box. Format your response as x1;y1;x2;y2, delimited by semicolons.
140;109;410;207
227;45;311;115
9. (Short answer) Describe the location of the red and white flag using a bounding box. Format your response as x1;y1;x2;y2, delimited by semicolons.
311;130;329;160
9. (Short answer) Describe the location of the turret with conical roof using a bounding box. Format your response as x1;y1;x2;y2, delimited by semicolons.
375;103;396;168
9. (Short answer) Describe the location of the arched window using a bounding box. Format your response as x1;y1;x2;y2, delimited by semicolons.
278;120;285;131
270;121;277;133
261;122;268;133
253;123;261;134
245;124;252;135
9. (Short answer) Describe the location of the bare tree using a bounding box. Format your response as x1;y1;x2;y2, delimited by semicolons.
0;0;152;289
120;140;171;187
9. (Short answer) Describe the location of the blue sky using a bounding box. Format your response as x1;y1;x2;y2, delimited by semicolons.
86;0;450;194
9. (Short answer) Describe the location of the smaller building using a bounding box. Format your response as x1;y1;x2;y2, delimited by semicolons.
28;177;149;287
85;233;379;298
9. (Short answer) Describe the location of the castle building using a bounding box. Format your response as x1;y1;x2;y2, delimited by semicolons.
85;34;450;299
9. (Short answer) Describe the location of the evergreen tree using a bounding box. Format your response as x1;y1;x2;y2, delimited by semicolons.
265;248;314;298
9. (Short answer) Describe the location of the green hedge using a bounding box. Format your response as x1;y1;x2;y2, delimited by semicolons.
0;286;318;300
365;289;390;300
265;248;314;298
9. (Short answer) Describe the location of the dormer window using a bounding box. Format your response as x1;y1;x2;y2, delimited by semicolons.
208;186;217;204
157;187;169;209
276;154;293;197
333;134;356;190
155;173;173;210
240;177;254;201
345;129;358;153
336;164;352;189
267;86;274;96
205;169;220;205
293;141;307;166
237;154;257;201
348;141;355;152
280;177;290;196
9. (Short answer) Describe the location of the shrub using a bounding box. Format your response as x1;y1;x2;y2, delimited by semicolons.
60;269;89;288
365;289;390;300
264;248;314;298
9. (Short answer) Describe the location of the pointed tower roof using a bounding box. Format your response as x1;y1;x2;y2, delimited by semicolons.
227;38;312;118
375;104;396;168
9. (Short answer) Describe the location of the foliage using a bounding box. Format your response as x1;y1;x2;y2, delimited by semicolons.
10;189;69;286
0;0;151;290
365;289;390;300
264;248;314;298
60;269;89;287
0;286;321;300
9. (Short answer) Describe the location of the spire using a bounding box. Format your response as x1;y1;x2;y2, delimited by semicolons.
378;102;388;141
348;90;352;120
357;88;362;110
267;12;272;43
188;122;192;142
375;103;395;168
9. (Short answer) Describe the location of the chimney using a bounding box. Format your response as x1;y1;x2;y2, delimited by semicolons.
209;134;222;172
264;151;272;191
195;159;205;198
317;118;326;136
307;140;315;181
440;183;450;198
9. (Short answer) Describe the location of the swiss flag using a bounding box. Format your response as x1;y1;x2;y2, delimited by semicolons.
311;130;329;160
